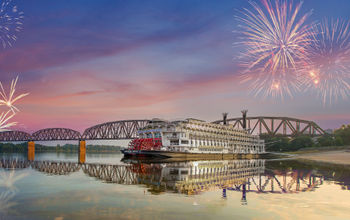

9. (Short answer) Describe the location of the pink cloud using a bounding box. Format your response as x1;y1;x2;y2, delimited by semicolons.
9;68;242;132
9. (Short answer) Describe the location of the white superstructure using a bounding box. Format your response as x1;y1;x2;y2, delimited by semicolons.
138;118;265;154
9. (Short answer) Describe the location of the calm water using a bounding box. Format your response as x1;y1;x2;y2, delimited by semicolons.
1;152;350;220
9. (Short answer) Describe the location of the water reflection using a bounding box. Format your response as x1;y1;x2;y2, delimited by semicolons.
1;157;349;200
0;191;16;217
0;169;28;192
0;163;28;218
1;153;350;219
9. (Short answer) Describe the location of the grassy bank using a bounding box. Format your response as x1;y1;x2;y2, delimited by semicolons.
0;143;123;153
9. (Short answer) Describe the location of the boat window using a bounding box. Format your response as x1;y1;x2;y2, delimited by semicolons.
170;140;179;145
181;170;188;174
181;140;189;144
170;169;178;175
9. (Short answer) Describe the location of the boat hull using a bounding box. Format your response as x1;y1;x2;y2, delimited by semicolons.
121;149;262;159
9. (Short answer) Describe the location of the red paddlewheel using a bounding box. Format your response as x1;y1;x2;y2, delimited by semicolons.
131;164;156;174
128;138;162;150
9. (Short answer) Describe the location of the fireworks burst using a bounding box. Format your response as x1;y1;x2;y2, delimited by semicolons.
237;0;313;73
0;0;24;48
237;0;314;99
303;19;350;105
0;76;29;113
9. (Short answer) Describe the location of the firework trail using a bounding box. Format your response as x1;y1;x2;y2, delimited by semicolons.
237;0;314;99
0;0;24;48
303;19;350;105
0;76;29;113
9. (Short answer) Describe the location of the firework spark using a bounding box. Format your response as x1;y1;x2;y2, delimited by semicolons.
241;69;301;100
303;19;350;105
0;110;16;132
0;76;29;113
0;0;24;48
237;0;313;99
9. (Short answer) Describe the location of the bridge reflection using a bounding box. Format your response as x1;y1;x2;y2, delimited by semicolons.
2;157;348;202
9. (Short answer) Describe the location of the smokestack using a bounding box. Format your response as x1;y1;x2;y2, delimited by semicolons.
241;110;248;129
222;112;228;125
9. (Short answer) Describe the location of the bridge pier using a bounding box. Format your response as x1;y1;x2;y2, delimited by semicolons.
78;140;86;164
27;141;35;161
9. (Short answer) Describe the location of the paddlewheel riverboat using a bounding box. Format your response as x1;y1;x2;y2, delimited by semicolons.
121;114;265;159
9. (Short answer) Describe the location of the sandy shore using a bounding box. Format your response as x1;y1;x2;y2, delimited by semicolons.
295;150;350;165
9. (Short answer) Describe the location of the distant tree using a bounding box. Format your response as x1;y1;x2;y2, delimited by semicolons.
289;135;314;151
317;135;335;147
268;136;290;152
334;124;350;145
260;133;291;152
335;136;344;146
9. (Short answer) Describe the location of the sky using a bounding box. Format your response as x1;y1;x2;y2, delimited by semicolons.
1;0;350;133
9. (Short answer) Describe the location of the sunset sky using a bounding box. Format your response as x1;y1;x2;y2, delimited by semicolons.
1;0;350;133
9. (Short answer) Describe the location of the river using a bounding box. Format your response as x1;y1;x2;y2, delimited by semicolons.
1;152;350;220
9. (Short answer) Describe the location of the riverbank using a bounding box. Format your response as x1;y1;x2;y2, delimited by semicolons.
292;147;350;165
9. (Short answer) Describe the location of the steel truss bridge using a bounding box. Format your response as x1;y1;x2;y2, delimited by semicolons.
0;116;325;142
0;159;327;195
0;120;149;142
213;116;325;136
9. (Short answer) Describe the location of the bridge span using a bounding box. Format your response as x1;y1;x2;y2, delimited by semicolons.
0;116;324;143
213;116;325;137
0;120;149;142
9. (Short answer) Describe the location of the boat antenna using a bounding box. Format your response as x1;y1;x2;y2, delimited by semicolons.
241;110;248;130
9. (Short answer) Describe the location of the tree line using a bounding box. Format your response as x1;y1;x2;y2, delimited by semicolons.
260;124;350;152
